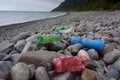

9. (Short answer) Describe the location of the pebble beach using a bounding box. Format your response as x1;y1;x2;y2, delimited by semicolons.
0;10;120;80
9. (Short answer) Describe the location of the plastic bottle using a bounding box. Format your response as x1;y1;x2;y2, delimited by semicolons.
36;34;61;45
58;27;74;34
55;26;65;32
71;36;105;51
52;55;89;73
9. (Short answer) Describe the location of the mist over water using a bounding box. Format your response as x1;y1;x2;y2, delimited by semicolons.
0;11;65;26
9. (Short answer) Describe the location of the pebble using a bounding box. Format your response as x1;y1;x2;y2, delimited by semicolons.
67;44;83;55
0;61;12;79
105;69;119;80
13;32;30;42
103;49;120;64
0;53;7;61
95;73;109;80
28;64;35;78
87;49;99;60
35;67;50;80
94;61;104;73
78;50;90;60
112;32;120;38
86;60;97;70
47;41;66;51
53;72;78;80
102;44;114;55
11;62;30;80
14;40;26;52
95;33;101;39
0;41;14;54
11;54;20;64
112;58;120;70
81;69;97;80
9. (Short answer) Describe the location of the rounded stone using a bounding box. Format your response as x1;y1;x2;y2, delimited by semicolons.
14;40;26;52
105;69;119;80
11;54;20;64
28;64;35;78
103;49;120;64
0;61;12;79
78;50;90;60
102;44;114;55
87;49;99;60
35;67;50;80
0;53;7;61
47;41;66;51
11;62;30;80
13;32;30;42
112;58;120;70
67;44;83;56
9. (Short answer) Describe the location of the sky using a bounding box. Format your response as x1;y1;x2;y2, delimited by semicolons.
0;0;64;11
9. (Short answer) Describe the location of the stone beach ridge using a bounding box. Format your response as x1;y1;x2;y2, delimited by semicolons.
0;10;120;80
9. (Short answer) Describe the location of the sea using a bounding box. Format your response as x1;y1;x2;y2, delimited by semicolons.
0;11;65;26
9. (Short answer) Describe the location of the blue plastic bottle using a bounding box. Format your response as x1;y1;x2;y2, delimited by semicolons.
71;36;105;51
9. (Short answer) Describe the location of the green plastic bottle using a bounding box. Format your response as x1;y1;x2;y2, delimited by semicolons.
36;34;61;45
55;26;65;32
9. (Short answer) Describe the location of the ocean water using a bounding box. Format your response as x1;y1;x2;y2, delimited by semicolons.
0;11;65;26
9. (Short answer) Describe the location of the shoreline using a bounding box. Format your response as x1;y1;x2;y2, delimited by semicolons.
0;10;120;43
0;12;67;28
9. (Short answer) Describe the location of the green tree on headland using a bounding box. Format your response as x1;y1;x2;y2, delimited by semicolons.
52;0;120;11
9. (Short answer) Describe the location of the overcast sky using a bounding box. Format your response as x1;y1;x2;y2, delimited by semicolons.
0;0;64;11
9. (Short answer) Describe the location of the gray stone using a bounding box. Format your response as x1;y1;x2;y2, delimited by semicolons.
95;33;101;39
87;49;99;60
0;53;7;61
105;69;119;80
11;54;20;64
50;71;78;80
13;32;30;42
95;23;102;31
35;67;50;80
95;73;109;80
0;61;12;79
113;38;120;43
87;35;95;39
112;32;120;38
14;40;26;52
48;41;66;51
11;62;30;80
28;64;35;78
64;49;72;55
0;41;14;54
94;61;104;73
112;58;120;70
2;55;11;61
86;60;97;70
103;49;120;64
67;44;83;55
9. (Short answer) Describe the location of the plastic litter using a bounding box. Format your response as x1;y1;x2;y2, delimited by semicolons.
71;36;105;51
58;27;74;34
36;34;61;45
52;55;89;73
55;26;65;32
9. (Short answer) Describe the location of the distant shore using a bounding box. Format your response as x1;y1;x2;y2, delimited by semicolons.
0;10;120;43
